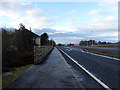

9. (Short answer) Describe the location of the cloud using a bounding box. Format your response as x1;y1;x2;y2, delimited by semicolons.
0;2;55;30
65;17;116;33
24;9;51;30
25;9;45;17
67;10;77;16
52;16;60;20
88;0;117;17
94;32;118;37
1;2;33;13
88;10;99;15
87;1;117;35
33;28;57;35
53;37;83;44
51;26;77;33
88;9;116;16
0;2;33;27
98;0;118;6
91;16;116;23
103;16;116;23
90;16;117;31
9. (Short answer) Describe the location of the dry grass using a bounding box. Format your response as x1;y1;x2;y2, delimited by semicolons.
0;76;2;90
2;64;32;89
82;47;119;58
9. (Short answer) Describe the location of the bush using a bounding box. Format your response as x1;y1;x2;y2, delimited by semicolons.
13;52;34;67
3;51;34;68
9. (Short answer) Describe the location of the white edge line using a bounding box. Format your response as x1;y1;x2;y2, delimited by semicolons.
81;49;120;61
66;49;71;51
59;48;112;90
80;49;84;52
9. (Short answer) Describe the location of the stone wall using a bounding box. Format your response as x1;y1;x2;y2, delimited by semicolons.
34;46;53;64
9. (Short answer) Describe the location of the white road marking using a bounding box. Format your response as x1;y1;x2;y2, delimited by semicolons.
66;48;72;51
80;49;84;52
59;48;112;90
66;49;71;51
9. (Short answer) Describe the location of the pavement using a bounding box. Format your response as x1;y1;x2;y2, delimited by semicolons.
58;46;119;88
7;47;83;88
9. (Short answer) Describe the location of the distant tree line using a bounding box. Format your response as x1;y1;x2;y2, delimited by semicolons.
2;23;56;68
57;40;118;47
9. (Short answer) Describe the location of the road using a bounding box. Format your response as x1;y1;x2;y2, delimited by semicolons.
58;46;119;89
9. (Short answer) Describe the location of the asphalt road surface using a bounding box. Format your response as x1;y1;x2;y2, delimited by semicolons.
58;46;119;89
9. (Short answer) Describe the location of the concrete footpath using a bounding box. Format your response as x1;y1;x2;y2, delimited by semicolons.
7;47;83;88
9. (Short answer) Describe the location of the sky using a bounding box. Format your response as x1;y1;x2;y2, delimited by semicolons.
0;0;118;44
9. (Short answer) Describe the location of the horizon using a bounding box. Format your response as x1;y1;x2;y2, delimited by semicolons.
1;27;118;44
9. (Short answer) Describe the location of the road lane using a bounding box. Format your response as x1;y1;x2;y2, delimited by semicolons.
58;46;119;88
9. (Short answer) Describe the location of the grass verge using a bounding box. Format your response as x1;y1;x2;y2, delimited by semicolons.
2;64;32;89
81;47;119;58
0;76;2;90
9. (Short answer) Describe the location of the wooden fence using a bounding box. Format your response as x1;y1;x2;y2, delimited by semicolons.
34;46;53;64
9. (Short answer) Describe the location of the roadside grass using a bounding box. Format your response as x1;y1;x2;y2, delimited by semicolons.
2;64;32;89
92;45;118;48
91;44;118;48
0;76;2;89
82;48;119;58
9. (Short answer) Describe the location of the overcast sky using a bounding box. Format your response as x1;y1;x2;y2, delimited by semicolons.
0;0;118;44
